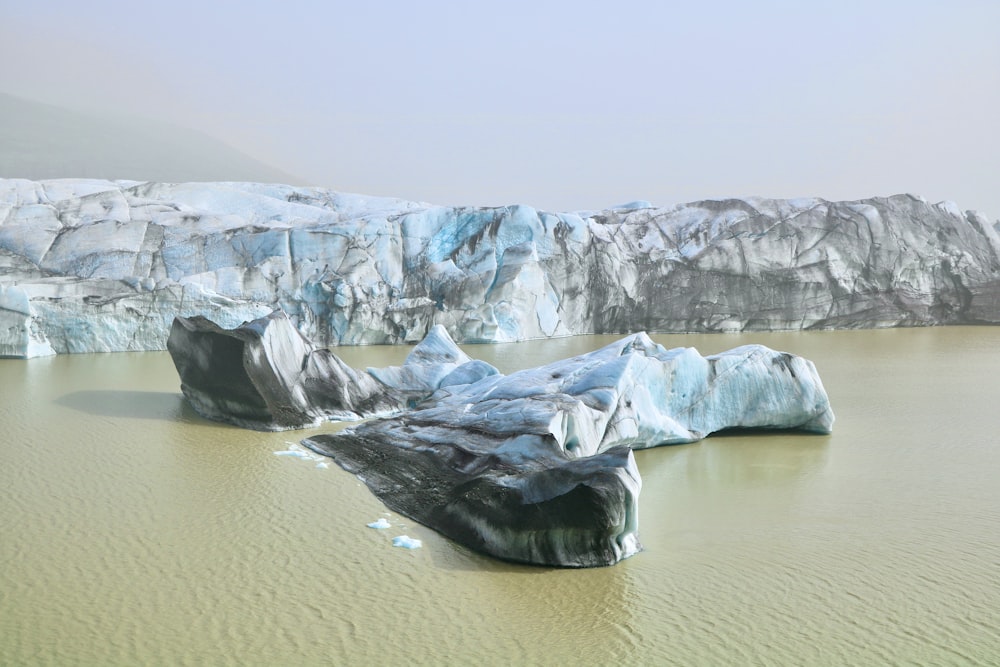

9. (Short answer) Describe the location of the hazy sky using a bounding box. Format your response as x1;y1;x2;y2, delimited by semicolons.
2;1;998;216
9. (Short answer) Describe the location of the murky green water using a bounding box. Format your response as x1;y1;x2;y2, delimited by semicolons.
2;328;999;665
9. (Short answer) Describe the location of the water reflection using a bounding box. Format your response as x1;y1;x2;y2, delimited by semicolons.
418;540;641;663
634;430;829;489
700;432;830;484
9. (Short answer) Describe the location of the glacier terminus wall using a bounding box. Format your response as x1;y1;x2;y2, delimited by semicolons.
2;178;1000;357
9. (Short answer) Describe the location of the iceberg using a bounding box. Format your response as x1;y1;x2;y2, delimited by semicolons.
3;178;1000;357
166;311;497;430
303;330;832;567
392;536;422;549
169;312;832;567
167;311;403;430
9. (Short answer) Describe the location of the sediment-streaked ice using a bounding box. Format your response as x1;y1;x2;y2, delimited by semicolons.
5;178;1000;358
304;331;833;567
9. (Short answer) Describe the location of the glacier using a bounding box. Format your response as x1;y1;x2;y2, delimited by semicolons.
168;311;833;567
3;178;1000;358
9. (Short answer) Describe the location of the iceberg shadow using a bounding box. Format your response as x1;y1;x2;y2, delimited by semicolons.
55;390;197;422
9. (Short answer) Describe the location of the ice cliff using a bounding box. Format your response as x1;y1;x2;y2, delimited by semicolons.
3;178;1000;357
169;312;833;567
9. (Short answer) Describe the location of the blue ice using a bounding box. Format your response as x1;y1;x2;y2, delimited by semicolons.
392;535;422;549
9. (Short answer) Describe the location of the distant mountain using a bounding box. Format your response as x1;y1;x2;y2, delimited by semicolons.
0;92;300;184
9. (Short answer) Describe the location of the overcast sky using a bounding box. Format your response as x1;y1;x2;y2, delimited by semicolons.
2;1;998;216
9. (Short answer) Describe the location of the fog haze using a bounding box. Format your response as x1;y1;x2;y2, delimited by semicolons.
2;1;997;215
0;94;298;184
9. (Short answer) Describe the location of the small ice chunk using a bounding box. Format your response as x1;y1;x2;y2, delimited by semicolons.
316;462;329;469
274;450;309;458
367;518;391;529
392;535;422;549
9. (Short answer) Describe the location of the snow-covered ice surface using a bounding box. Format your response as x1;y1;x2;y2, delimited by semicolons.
4;179;1000;358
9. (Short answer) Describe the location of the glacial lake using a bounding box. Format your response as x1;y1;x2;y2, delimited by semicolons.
2;327;999;666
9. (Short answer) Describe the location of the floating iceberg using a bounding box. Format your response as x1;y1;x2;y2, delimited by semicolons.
367;518;391;530
392;536;422;549
304;329;832;567
170;312;833;567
